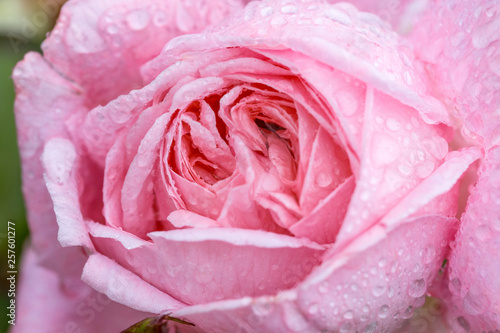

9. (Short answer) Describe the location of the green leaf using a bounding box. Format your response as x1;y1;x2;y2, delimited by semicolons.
121;314;195;333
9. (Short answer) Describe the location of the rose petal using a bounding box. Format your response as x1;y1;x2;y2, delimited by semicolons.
290;176;356;244
296;215;457;332
336;88;453;244
42;0;245;107
328;0;429;33
444;146;500;331
410;0;500;149
168;210;222;229
168;215;456;332
13;247;151;333
172;291;315;332
42;138;93;249
380;147;482;227
12;52;88;276
82;252;184;314
87;222;325;305
145;0;449;125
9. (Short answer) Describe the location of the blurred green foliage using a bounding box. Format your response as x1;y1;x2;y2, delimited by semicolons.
0;37;39;333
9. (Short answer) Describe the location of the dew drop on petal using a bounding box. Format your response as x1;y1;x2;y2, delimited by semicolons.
463;290;490;315
372;285;386;297
316;170;333;188
271;16;287;27
126;10;150;31
281;4;298;14
385;117;401;131
323;8;352;26
260;6;274;17
408;278;426;298
378;305;389;318
476;224;492;241
153;11;168;27
344;310;354;319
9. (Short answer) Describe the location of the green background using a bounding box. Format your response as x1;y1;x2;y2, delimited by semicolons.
0;37;39;333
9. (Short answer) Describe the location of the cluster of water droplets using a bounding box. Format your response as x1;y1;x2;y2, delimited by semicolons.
295;217;448;332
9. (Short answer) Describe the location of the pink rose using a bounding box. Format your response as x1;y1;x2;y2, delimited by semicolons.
12;0;498;332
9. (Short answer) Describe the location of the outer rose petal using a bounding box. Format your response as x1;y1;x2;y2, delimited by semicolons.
145;0;449;125
12;52;88;277
444;146;500;331
328;0;429;33
410;0;500;149
42;0;245;107
167;215;456;332
12;247;151;333
87;222;325;306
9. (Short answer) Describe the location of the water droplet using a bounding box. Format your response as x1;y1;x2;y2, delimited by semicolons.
463;290;489;315
153;11;168;26
422;244;435;264
106;24;119;34
449;277;462;295
344;310;354;319
475;224;492;241
270;16;287;27
398;163;412;176
372;285;386;297
126;10;150;31
261;6;274;17
378;304;389;318
388;286;395;298
416;160;435;179
378;257;387;267
316;171;333;188
456;316;471;331
408;278;426;298
281;4;298;14
308;303;319;315
386;117;401;131
401;305;414;319
324;8;352;25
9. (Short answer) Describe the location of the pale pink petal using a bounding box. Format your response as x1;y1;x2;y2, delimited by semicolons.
410;0;500;149
168;210;222;229
42;0;245;107
120;113;173;237
299;127;352;214
82;252;185;313
444;146;500;331
172;291;316;333
12;52;88;276
328;0;429;33
13;247;151;333
146;0;448;125
167;215;456;332
256;49;367;165
82;47;248;168
42;138;93;249
296;215;457;332
290;176;356;244
336;88;453;244
87;222;325;306
381;147;482;227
